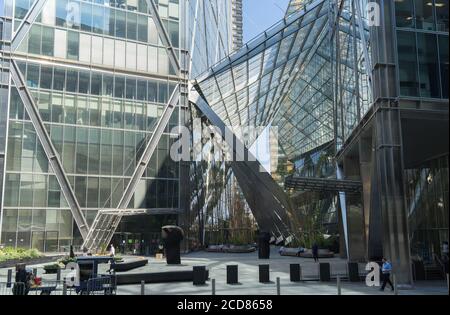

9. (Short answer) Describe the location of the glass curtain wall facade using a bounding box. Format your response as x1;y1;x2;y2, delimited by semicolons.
0;0;237;251
191;0;448;285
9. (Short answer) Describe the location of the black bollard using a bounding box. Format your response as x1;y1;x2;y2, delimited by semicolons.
193;266;207;286
290;264;301;282
259;265;270;283
227;265;238;284
348;262;360;282
319;263;331;282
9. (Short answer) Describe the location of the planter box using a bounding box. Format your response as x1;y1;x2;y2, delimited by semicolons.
0;256;62;269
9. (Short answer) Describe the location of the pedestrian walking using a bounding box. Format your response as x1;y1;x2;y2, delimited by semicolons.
380;258;394;291
312;243;319;262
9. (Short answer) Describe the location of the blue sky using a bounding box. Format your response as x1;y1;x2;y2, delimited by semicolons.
243;0;291;43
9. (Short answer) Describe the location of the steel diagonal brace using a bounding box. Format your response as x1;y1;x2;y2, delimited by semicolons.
9;0;90;239
190;89;293;242
11;0;48;52
10;61;90;239
354;0;373;96
82;87;180;251
147;0;181;75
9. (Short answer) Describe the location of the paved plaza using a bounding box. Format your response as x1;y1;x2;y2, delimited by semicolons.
0;248;448;295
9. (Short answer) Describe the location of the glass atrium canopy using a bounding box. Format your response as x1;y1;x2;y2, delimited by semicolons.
193;0;333;159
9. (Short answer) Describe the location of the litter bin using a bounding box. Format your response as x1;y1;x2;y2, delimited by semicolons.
161;226;184;265
258;232;271;259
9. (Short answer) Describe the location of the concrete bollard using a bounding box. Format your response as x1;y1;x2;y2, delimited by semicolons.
212;279;216;295
7;269;13;288
276;277;281;295
337;275;341;295
141;280;145;295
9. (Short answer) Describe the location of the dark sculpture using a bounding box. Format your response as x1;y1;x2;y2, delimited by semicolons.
161;226;184;265
258;232;271;259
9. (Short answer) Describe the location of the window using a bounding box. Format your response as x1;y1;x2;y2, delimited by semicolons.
29;25;41;55
67;31;79;60
53;68;66;91
397;31;419;96
148;81;157;102
81;2;93;32
56;0;69;27
79;72;91;94
396;0;415;27
115;10;126;38
114;76;125;98
41;26;54;56
15;0;30;19
436;0;449;31
66;70;79;92
91;73;102;95
417;33;440;98
439;35;449;98
415;0;435;30
40;66;53;90
169;21;179;48
27;64;40;88
103;75;114;96
127;12;137;40
137;15;148;42
92;5;104;34
126;78;137;99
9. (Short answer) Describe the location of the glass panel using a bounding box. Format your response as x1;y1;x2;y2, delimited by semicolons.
436;0;449;31
397;31;419;96
439;35;449;98
415;0;435;30
67;31;79;60
417;33;441;98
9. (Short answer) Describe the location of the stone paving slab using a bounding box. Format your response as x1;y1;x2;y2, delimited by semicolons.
0;247;448;295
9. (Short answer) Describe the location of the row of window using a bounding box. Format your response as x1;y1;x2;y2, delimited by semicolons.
397;32;448;98
17;61;178;103
21;24;177;75
15;0;180;45
4;172;179;210
1;208;73;249
395;0;449;32
6;121;179;178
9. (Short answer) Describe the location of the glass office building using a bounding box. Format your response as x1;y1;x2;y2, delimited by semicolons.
0;0;239;252
190;0;448;285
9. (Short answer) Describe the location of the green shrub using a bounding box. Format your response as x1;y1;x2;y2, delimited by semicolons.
0;247;43;262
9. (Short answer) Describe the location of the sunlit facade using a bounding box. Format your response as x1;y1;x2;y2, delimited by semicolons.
191;0;448;285
0;0;238;252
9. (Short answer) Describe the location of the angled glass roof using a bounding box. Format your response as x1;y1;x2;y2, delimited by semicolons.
193;0;373;160
193;0;330;157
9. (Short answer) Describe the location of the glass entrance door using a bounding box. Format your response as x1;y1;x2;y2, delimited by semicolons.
31;231;45;252
45;231;59;252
